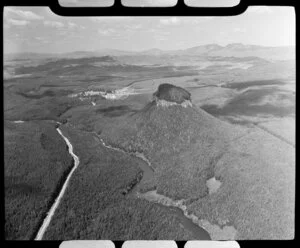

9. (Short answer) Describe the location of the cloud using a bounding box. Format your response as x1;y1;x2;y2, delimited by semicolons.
6;19;30;26
34;36;50;44
159;17;181;25
182;17;215;24
44;20;65;28
98;28;116;36
67;22;85;29
90;17;132;22
126;23;143;30
233;27;246;33
146;28;170;35
155;36;167;41
219;27;246;40
4;7;44;20
67;22;77;29
158;17;214;26
201;17;215;21
247;6;272;14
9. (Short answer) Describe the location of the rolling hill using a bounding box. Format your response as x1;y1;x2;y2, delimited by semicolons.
99;83;294;239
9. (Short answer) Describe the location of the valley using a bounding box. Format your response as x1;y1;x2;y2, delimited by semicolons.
4;44;295;240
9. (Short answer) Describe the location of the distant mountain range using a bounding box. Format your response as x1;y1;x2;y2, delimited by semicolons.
4;43;295;61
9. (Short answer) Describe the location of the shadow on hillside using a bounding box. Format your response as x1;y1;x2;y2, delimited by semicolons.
96;105;138;117
17;89;73;99
5;177;44;197
222;79;284;90
201;87;295;118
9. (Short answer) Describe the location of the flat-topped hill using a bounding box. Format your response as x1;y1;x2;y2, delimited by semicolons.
99;83;294;240
153;83;191;104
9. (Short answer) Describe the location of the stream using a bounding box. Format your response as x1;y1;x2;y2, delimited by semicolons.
33;122;210;240
98;136;211;240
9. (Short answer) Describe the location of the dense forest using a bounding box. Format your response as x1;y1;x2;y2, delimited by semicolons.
4;120;73;240
42;127;194;239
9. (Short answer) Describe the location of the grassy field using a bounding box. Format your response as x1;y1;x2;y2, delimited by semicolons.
258;117;295;145
43;125;194;240
4;120;73;240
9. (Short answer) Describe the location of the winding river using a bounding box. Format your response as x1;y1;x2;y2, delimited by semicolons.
99;136;211;240
34;123;210;240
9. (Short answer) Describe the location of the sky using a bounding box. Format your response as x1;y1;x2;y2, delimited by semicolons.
3;5;295;54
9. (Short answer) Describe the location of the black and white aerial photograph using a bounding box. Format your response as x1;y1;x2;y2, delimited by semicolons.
4;1;295;241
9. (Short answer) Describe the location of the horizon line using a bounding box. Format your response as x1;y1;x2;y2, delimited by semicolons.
4;42;295;55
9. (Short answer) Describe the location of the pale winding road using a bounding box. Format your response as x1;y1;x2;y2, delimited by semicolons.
35;127;80;240
33;123;210;240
